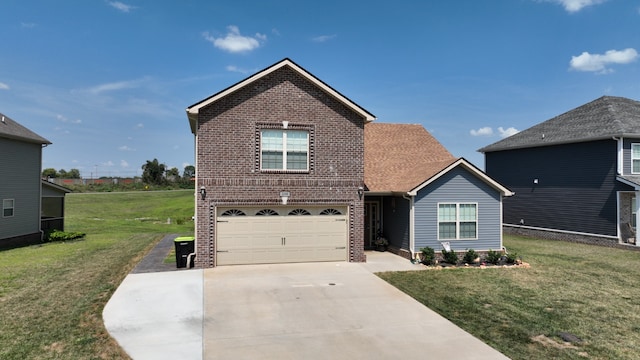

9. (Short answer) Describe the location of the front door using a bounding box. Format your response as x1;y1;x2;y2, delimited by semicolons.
364;201;380;248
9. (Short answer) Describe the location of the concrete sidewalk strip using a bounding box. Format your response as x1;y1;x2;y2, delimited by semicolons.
203;262;509;360
103;270;204;360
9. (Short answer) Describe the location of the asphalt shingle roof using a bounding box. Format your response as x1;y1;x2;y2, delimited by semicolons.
479;96;640;153
0;113;51;144
364;123;456;193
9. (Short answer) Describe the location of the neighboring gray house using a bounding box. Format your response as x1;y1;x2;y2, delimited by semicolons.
480;96;640;246
0;113;51;249
365;123;513;260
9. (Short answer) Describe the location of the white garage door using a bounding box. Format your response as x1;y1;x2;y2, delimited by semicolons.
216;206;348;265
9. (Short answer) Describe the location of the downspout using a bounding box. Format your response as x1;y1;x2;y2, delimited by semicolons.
186;120;198;268
402;193;416;261
613;136;622;175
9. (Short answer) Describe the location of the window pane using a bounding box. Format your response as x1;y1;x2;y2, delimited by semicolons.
261;130;283;151
633;144;640;157
262;152;283;169
634;160;640;173
286;151;307;169
438;204;456;221
286;131;307;151
459;204;476;221
460;222;476;238
439;223;456;239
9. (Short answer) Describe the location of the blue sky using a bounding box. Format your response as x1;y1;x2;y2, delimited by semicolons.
1;0;639;177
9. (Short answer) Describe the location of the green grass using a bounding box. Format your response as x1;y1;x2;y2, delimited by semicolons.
0;190;194;359
379;235;640;360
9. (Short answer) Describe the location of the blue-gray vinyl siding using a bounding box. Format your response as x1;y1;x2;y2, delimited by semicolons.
0;137;42;240
381;196;410;250
485;139;630;237
414;166;503;252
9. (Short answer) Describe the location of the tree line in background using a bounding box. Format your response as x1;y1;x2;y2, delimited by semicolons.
42;159;195;192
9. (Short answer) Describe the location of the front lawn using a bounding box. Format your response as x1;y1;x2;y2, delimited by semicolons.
379;235;640;360
0;190;194;359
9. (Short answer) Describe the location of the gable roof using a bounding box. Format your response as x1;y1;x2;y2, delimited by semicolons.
364;123;456;193
479;96;640;153
185;58;376;134
42;179;72;194
0;113;51;145
408;158;514;197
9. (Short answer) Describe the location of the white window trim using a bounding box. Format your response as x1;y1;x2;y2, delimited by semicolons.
437;202;478;240
632;143;640;174
3;198;15;218
260;129;309;172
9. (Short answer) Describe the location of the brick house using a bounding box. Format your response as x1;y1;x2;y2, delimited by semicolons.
187;58;511;267
186;58;375;267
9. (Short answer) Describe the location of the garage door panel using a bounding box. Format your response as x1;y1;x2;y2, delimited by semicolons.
216;207;348;265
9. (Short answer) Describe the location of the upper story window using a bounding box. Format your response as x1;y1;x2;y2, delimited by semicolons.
632;144;640;174
260;130;309;171
438;203;477;240
3;199;14;217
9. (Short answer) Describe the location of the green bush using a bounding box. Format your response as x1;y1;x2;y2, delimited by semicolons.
485;249;502;265
45;230;86;242
441;249;459;265
420;247;435;265
463;249;478;264
505;251;520;264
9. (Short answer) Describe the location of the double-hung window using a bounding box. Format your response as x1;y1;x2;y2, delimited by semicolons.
438;203;477;240
3;199;14;217
632;144;640;174
261;130;309;171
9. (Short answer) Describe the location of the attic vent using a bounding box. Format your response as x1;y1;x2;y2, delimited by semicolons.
1;116;4;123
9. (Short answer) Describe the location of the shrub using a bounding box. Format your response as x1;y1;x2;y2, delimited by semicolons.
485;249;502;265
441;249;459;265
420;247;435;265
463;249;478;264
505;251;520;264
45;230;86;243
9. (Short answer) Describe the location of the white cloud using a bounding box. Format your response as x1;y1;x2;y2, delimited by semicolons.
84;77;149;94
543;0;607;13
118;145;135;151
498;127;519;138
0;82;9;90
21;22;36;28
570;48;638;73
226;65;250;74
120;160;129;168
135;123;144;129
312;34;337;43
203;25;266;53
56;114;82;124
108;1;136;13
470;127;494;136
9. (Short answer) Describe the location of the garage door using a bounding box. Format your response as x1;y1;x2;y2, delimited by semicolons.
216;206;348;265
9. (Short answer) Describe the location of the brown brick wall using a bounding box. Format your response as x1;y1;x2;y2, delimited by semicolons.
194;66;366;267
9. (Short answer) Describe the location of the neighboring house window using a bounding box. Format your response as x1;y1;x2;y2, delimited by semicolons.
438;203;477;240
260;130;309;171
3;199;14;217
632;144;640;174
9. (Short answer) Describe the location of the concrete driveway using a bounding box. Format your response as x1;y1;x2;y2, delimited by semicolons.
104;251;509;359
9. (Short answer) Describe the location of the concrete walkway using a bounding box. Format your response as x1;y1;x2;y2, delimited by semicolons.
104;244;509;359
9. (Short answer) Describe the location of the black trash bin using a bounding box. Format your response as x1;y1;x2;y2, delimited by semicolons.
174;236;195;268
